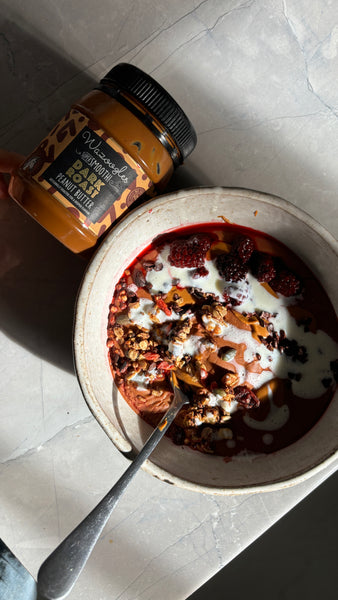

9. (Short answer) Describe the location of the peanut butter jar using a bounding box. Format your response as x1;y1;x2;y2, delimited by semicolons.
9;63;197;253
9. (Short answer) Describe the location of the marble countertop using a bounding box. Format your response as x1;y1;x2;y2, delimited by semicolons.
1;1;338;598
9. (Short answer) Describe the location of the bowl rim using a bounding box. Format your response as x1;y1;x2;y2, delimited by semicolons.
73;186;338;495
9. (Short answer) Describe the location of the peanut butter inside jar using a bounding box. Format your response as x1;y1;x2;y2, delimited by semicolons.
9;63;197;253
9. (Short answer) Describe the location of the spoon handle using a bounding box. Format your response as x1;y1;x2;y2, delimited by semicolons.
37;385;188;600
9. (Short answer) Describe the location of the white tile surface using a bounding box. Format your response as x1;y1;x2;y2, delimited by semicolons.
0;1;337;598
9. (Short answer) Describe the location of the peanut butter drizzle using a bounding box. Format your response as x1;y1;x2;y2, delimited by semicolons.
255;378;279;402
175;368;203;388
227;309;269;341
165;286;196;305
137;288;153;300
200;307;271;384
206;240;231;260
260;282;279;298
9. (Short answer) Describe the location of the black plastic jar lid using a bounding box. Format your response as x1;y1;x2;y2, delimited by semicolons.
97;63;197;166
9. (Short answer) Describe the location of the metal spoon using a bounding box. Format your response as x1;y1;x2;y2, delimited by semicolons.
36;372;189;600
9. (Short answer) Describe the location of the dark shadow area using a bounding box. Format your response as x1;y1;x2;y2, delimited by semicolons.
188;470;338;600
0;20;96;372
0;198;87;372
0;18;96;153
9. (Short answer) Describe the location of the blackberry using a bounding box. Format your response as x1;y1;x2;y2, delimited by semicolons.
234;385;260;409
192;266;209;278
270;269;301;297
168;234;211;268
251;252;276;283
216;254;248;282
231;235;255;262
222;290;231;303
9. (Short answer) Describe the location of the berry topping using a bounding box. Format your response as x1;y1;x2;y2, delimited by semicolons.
216;254;248;282
192;266;209;278
168;234;211;268
234;385;260;409
154;295;172;316
252;252;276;283
133;270;145;287
231;235;255;262
222;290;231;303
270;269;302;297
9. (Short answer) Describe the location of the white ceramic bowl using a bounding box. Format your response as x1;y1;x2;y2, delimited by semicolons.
73;187;338;495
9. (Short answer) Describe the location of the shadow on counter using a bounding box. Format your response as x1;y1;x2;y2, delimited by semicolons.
0;19;95;373
188;469;338;600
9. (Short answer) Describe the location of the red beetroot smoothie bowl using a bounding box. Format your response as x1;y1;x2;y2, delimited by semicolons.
73;187;338;495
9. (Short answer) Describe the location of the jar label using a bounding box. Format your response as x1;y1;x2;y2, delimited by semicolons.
21;109;153;236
